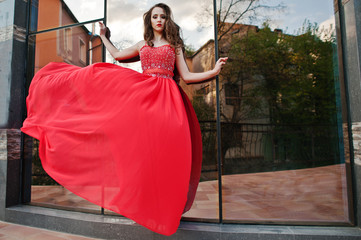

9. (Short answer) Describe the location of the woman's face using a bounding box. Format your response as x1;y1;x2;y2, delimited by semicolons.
151;7;166;33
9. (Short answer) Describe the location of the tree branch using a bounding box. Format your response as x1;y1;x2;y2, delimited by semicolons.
218;0;257;41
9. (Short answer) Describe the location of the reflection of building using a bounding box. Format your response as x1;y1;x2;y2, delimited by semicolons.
185;23;271;168
34;0;102;73
186;23;267;122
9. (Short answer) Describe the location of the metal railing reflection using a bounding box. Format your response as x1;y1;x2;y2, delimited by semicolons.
199;121;341;179
31;122;341;184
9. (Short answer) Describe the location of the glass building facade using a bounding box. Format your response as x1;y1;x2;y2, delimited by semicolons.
1;0;361;239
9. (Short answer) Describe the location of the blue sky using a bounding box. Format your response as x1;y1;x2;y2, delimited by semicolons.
263;0;334;35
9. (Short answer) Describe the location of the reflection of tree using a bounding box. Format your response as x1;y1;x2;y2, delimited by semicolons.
109;40;136;66
224;22;337;125
219;22;339;172
32;139;58;185
193;95;215;121
216;0;285;42
198;0;285;42
185;45;196;56
192;93;218;180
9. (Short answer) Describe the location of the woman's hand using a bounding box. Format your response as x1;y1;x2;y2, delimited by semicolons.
98;22;107;37
213;57;228;75
175;49;228;84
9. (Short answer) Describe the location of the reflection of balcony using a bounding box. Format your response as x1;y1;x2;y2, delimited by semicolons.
31;164;348;223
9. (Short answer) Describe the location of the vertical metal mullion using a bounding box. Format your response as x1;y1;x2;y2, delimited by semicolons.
102;0;107;63
20;0;33;204
336;0;356;226
213;0;223;223
100;0;107;216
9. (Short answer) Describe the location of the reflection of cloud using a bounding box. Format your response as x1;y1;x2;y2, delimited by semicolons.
64;0;214;53
64;0;104;21
108;18;143;43
179;16;198;32
65;0;336;56
107;0;144;23
107;0;210;28
107;0;213;48
319;16;335;30
253;0;334;35
318;16;335;41
62;0;213;67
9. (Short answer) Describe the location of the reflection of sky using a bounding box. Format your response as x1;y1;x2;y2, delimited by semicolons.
63;0;214;49
261;0;335;35
64;0;335;50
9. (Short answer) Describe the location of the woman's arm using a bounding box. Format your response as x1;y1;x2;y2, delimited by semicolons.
175;48;228;84
99;22;143;61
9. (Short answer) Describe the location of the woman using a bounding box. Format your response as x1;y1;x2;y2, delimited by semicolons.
22;3;227;236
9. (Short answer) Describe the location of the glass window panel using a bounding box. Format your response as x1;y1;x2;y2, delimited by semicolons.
28;25;104;213
217;0;351;223
104;0;219;221
30;0;104;33
178;0;219;221
182;50;220;221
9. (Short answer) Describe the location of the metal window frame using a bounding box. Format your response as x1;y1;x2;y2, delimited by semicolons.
212;0;355;226
21;0;108;211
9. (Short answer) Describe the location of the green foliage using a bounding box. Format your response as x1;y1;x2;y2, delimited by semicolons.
32;139;58;185
222;22;337;125
218;21;341;172
184;44;196;57
192;95;215;121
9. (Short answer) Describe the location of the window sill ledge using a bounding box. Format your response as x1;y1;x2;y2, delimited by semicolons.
4;205;361;239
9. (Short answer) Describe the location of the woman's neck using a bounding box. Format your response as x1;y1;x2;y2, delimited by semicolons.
153;31;164;42
152;38;168;46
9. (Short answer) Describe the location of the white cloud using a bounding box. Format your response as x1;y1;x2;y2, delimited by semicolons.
318;16;335;41
319;16;335;30
107;0;144;23
108;17;144;44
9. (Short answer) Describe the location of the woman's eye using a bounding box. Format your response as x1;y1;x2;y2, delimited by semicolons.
161;16;166;19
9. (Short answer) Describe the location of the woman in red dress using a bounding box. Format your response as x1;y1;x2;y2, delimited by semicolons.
22;3;227;236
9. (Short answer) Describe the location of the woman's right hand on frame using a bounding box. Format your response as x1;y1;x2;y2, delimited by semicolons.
213;57;228;76
98;22;107;37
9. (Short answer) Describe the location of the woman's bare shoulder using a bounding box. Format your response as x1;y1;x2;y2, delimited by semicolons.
136;40;146;51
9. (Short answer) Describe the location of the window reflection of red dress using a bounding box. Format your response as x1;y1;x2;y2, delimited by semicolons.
21;44;202;236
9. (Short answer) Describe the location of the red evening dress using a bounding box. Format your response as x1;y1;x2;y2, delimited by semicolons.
21;44;202;236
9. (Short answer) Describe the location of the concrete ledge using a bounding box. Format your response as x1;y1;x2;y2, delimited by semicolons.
4;205;361;240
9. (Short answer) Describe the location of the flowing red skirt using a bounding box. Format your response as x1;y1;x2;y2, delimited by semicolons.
21;62;202;236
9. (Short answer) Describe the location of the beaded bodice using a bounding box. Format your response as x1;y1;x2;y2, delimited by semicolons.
140;44;175;79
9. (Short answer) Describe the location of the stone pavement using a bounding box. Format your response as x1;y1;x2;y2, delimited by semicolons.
0;221;100;240
31;164;349;222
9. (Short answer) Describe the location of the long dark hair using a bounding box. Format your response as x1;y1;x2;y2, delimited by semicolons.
143;3;184;50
